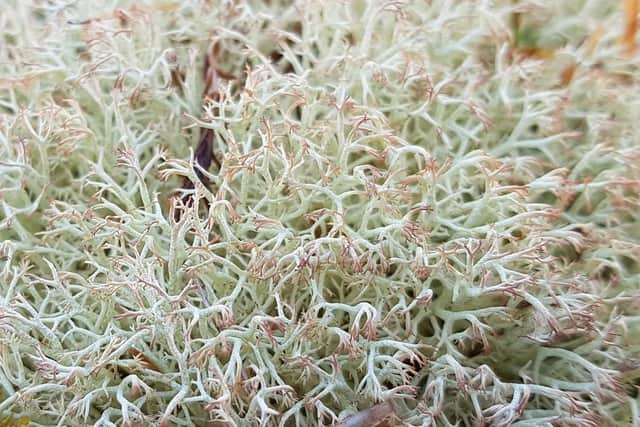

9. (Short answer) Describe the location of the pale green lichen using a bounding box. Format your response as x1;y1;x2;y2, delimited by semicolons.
1;1;639;426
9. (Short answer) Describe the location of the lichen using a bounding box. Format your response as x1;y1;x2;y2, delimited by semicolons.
1;1;639;426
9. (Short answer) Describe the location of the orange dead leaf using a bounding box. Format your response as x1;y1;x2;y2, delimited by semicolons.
585;27;606;56
517;47;556;60
623;0;639;55
560;62;577;86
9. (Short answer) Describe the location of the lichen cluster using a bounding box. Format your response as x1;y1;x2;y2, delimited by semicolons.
1;1;639;426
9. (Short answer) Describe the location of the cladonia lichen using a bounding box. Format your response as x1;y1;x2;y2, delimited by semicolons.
1;1;639;426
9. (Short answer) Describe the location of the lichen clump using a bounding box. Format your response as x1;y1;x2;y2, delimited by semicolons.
1;1;639;426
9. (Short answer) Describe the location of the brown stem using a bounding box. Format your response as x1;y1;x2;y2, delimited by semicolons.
174;43;234;220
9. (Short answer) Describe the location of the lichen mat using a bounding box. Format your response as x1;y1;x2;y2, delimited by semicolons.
0;1;639;426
